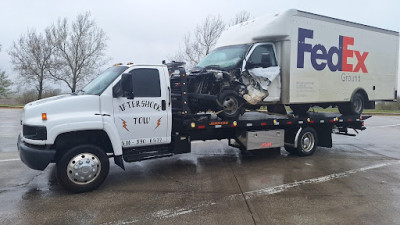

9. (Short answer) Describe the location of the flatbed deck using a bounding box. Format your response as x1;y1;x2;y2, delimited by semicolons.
176;111;369;131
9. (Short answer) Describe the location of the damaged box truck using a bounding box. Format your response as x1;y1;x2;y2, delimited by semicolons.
180;9;399;119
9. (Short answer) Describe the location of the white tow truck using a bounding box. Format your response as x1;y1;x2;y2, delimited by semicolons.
18;62;370;193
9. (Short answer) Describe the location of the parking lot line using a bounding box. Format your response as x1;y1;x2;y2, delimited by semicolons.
101;160;400;225
244;160;400;199
0;158;20;163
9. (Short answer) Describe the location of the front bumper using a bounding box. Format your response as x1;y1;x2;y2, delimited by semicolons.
17;135;56;171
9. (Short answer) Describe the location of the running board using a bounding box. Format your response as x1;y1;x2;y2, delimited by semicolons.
123;146;173;162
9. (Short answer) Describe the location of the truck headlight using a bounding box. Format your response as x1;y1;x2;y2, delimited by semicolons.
23;125;47;140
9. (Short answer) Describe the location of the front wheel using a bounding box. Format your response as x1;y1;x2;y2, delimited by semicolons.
217;90;244;120
56;144;110;193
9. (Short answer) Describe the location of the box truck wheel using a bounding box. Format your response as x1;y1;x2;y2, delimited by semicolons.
349;93;364;115
296;127;318;156
217;90;244;120
56;144;110;193
339;92;364;115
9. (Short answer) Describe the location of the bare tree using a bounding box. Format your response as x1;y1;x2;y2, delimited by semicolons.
49;12;108;93
229;10;251;26
172;11;251;69
9;30;53;99
174;15;225;68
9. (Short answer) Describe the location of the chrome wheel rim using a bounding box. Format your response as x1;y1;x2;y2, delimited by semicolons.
67;153;101;185
301;132;315;152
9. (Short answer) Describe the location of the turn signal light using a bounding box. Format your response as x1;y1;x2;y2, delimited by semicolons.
42;113;47;120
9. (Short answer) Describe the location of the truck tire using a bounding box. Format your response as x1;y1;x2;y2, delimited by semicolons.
290;104;310;116
217;90;244;120
339;93;364;115
295;127;318;156
56;144;110;193
349;93;364;115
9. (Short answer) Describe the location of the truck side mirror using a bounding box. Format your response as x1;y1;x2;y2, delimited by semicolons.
121;73;134;99
261;53;272;68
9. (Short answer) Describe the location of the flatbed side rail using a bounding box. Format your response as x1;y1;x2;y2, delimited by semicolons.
179;114;370;132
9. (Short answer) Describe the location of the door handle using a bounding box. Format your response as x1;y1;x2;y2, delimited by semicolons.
162;100;166;111
168;86;171;106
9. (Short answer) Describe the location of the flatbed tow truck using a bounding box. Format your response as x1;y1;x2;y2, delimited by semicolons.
177;111;368;153
18;63;369;193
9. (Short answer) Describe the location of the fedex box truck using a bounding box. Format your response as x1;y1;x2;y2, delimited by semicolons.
202;9;399;116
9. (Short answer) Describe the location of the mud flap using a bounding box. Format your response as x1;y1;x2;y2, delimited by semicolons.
316;126;332;148
114;155;125;170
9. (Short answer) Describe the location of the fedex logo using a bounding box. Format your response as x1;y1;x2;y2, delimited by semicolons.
297;28;369;73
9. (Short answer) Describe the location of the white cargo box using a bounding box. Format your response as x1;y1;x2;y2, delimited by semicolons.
216;9;399;105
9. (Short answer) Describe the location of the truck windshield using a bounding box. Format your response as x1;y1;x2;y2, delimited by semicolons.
196;44;250;70
80;66;129;95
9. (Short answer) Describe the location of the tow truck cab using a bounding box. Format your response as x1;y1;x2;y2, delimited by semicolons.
18;64;174;191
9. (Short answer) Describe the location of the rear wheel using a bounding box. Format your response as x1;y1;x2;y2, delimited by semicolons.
56;144;110;193
284;127;318;156
349;93;364;115
296;127;318;156
338;92;364;115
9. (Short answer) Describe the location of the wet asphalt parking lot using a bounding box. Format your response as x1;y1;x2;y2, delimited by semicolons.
1;108;400;225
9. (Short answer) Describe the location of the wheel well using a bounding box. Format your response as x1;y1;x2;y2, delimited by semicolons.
352;88;369;103
54;130;113;161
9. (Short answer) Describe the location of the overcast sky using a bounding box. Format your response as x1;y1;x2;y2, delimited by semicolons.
0;0;399;90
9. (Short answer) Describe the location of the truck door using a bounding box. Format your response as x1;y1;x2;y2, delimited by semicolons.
245;43;281;102
112;66;171;148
